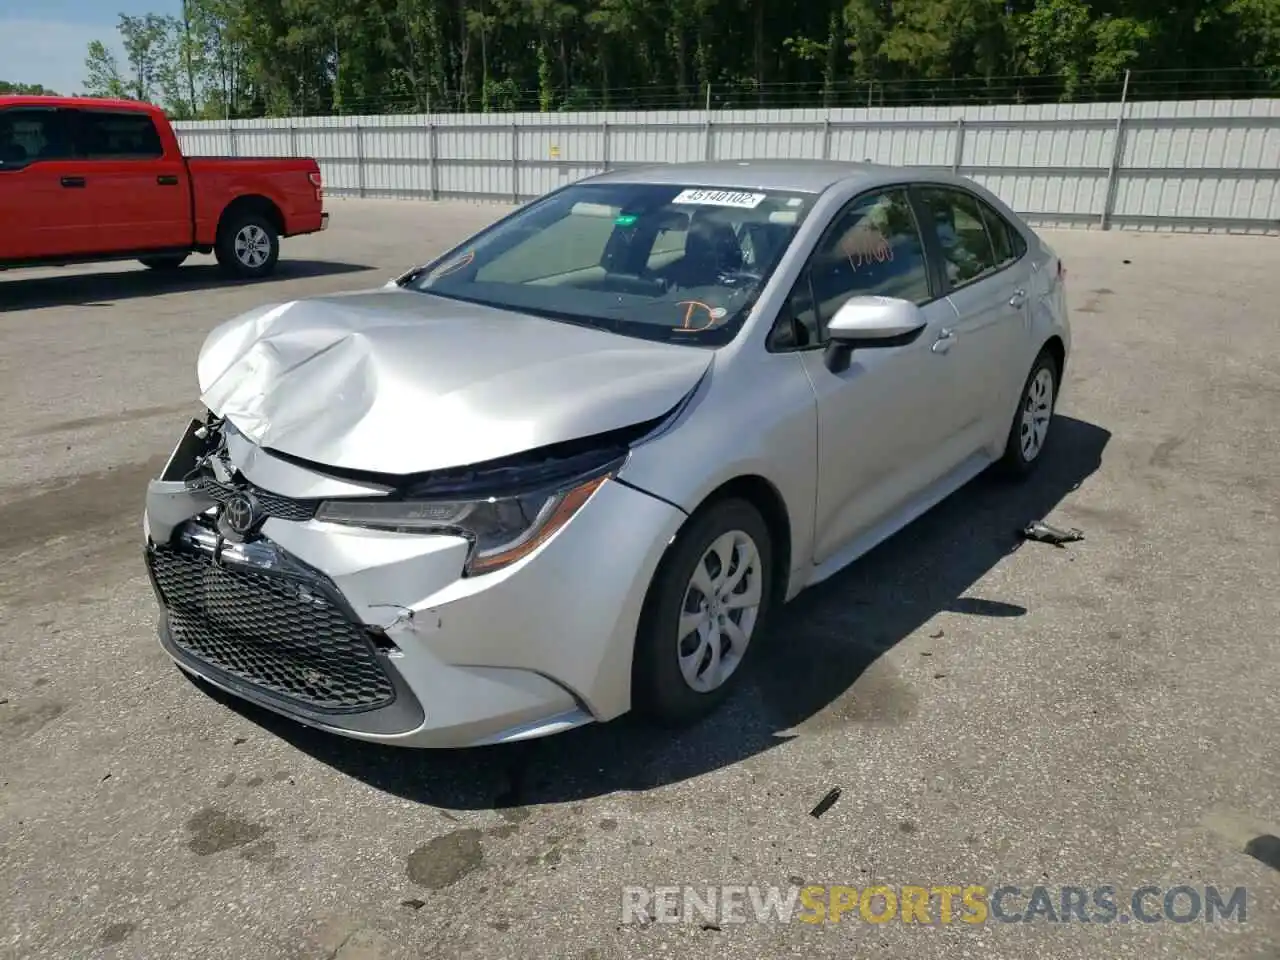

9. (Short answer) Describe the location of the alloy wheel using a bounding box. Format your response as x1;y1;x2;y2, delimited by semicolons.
676;529;763;693
1020;366;1055;461
234;224;272;268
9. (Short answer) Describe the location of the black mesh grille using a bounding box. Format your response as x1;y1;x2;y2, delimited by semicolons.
191;477;319;523
148;546;395;712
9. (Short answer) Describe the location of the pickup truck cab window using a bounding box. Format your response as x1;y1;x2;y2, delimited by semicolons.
73;110;165;160
0;106;72;167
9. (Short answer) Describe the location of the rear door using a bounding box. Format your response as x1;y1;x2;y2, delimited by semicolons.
68;107;191;253
913;185;1032;447
0;104;81;260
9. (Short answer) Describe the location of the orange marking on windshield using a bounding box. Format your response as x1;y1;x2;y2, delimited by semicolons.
839;229;894;271
676;300;716;331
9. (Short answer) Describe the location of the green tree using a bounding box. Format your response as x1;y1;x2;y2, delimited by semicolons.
0;81;59;95
84;40;130;98
118;14;178;101
74;0;1280;117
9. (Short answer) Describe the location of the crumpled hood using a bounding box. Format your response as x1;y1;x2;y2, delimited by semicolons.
197;288;712;476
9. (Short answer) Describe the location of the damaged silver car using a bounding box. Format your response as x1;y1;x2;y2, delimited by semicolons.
143;160;1071;748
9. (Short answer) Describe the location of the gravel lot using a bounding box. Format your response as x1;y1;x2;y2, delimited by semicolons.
1;199;1278;960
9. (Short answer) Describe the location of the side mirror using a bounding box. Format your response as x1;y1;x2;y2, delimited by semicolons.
824;296;927;373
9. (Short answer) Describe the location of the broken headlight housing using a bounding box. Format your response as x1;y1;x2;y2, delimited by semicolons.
314;469;613;575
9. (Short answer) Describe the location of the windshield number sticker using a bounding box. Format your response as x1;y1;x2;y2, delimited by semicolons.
672;189;766;209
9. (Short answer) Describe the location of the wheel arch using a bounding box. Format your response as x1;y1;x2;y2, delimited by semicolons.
676;473;794;610
1041;334;1066;381
217;194;284;240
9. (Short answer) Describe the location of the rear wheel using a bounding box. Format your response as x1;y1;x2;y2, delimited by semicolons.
215;210;279;279
999;349;1058;477
138;254;188;270
632;498;773;726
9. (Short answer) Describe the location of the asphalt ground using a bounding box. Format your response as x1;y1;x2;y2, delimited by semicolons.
1;199;1277;960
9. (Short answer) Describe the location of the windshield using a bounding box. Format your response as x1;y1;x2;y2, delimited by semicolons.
404;182;817;345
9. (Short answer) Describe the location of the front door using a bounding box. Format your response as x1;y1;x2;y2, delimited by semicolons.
68;108;191;253
0;105;83;261
783;187;965;566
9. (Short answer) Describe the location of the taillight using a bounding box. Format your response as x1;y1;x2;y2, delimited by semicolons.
309;171;324;201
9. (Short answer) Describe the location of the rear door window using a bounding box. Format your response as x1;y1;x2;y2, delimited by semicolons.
73;110;164;160
917;186;1003;289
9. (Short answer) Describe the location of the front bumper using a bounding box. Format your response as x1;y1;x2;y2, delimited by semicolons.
143;439;685;748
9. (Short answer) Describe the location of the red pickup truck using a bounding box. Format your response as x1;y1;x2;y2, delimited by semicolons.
0;96;327;278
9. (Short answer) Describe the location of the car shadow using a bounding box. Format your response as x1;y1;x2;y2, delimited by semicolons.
201;414;1110;811
0;260;378;311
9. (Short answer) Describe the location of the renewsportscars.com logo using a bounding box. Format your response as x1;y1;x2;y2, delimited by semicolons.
620;884;1249;926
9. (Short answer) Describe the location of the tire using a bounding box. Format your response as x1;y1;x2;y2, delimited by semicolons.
999;348;1059;477
632;498;774;727
138;254;189;270
215;209;280;279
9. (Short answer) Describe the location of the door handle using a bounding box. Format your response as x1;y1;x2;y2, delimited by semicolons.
157;174;179;186
60;176;86;188
1009;289;1027;309
931;327;956;355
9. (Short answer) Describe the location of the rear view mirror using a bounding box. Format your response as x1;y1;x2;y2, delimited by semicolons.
824;296;926;373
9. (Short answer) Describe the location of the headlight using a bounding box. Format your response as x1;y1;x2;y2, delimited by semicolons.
314;470;612;575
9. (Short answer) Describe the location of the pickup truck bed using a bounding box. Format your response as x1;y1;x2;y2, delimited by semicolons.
0;96;327;277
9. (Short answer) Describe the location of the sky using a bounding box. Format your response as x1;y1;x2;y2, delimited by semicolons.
0;0;182;95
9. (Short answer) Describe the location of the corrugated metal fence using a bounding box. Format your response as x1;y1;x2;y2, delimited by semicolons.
175;98;1280;233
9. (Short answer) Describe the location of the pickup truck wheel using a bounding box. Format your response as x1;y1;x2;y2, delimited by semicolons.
216;212;280;278
139;254;189;270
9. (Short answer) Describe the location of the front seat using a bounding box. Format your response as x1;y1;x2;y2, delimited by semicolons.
659;214;743;289
0;121;27;164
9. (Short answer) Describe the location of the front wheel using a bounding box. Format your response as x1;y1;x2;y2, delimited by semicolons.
215;211;280;279
632;498;773;727
999;349;1058;477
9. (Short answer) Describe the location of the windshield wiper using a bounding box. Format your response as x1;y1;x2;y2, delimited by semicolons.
396;266;428;287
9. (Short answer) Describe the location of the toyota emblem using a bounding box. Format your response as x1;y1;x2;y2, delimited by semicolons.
222;492;262;537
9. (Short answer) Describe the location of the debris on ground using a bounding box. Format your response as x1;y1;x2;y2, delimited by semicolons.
1019;521;1085;547
929;629;944;639
1244;835;1280;872
810;788;841;819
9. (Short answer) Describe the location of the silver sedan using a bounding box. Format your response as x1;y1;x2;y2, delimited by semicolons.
143;160;1070;748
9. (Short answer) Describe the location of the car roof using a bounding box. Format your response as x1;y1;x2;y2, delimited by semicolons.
0;95;164;114
586;159;913;195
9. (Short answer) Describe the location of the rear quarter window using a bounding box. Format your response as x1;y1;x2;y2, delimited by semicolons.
977;200;1027;267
